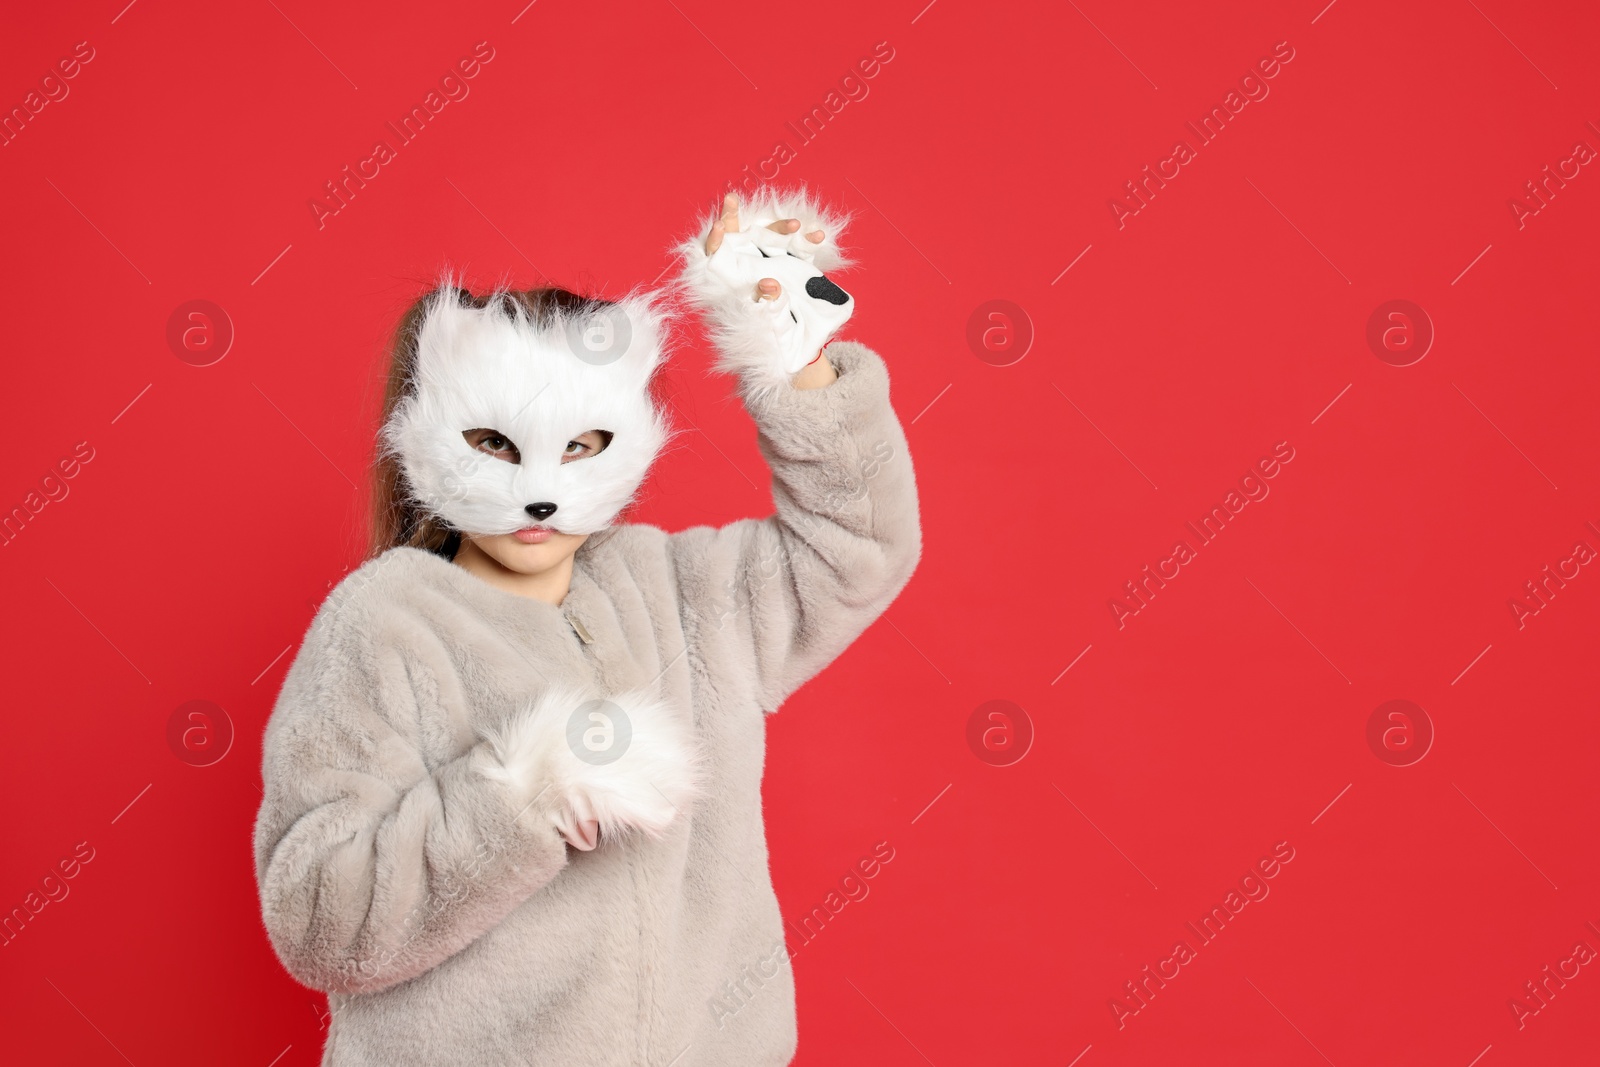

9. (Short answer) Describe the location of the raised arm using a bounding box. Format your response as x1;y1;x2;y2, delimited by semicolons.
667;187;922;713
674;340;921;712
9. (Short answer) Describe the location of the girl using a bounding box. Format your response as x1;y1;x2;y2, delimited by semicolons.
252;187;922;1065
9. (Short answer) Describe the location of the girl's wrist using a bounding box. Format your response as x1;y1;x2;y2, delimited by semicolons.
792;341;838;390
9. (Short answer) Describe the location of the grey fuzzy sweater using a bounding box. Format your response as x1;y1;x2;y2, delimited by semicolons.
253;340;921;1066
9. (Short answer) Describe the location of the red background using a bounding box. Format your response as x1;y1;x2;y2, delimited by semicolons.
3;1;1597;1063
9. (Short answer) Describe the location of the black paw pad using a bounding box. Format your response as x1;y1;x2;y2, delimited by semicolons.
805;275;851;305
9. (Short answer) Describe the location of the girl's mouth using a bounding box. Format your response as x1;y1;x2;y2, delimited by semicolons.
513;526;555;544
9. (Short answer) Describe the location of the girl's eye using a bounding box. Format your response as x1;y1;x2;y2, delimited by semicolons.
463;428;521;464
561;430;613;463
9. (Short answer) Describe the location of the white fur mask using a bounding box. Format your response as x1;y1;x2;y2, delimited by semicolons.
379;279;676;538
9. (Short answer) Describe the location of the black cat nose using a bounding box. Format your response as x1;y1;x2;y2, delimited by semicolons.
525;502;558;521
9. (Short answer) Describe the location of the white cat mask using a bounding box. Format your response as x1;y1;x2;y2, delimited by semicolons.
379;278;676;538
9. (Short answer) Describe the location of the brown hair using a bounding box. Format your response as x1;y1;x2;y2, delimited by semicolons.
364;281;673;562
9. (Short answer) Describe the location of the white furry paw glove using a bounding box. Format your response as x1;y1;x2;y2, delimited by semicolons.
674;186;856;397
478;685;702;851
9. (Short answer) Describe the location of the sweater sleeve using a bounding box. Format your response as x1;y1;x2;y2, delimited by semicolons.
252;600;573;996
669;339;922;713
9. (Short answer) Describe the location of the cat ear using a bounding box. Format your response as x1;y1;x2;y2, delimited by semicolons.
564;286;675;386
410;269;490;387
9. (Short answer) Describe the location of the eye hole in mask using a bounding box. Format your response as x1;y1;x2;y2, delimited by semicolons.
461;428;613;465
564;430;613;462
